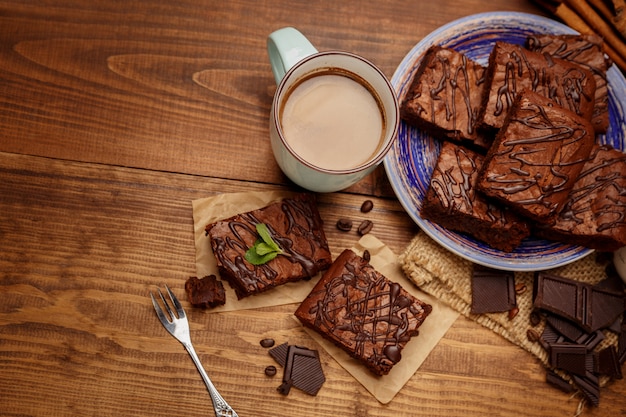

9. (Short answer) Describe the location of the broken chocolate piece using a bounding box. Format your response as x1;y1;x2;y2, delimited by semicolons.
572;372;600;407
533;272;626;332
549;342;588;377
546;369;576;393
268;342;289;368
471;266;516;314
598;346;623;379
576;330;606;353
545;314;586;342
269;343;325;396
278;345;325;396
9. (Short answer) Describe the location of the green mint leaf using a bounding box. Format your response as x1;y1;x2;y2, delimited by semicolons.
256;223;280;252
243;224;284;265
245;242;280;265
255;242;276;256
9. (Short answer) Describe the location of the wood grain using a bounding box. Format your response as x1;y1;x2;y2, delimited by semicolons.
2;1;626;416
0;0;541;196
2;151;626;416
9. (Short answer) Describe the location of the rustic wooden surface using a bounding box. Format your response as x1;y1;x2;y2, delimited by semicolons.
1;1;625;416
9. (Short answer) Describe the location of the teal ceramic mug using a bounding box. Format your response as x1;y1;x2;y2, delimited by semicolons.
267;27;399;193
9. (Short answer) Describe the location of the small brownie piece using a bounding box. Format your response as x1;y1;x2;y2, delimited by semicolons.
205;194;332;299
479;42;596;132
477;90;596;225
535;144;626;251
294;249;432;376
526;34;611;134
421;141;530;252
185;275;226;308
401;46;489;148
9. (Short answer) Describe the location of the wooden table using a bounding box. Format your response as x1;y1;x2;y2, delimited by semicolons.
1;1;625;416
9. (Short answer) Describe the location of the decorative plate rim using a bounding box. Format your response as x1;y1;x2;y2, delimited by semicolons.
384;11;626;271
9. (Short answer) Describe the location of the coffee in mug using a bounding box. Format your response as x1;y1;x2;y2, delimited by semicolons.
279;69;385;171
267;27;399;193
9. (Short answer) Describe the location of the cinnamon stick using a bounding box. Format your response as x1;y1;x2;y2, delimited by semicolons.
565;0;626;68
588;0;626;38
534;0;626;72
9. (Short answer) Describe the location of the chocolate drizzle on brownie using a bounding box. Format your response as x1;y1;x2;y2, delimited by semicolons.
536;144;626;250
206;194;332;299
401;46;488;147
526;34;611;133
478;91;595;224
421;142;530;252
480;42;596;132
295;249;432;376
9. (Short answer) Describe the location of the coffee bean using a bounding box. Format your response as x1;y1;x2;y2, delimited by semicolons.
529;311;542;327
515;283;527;295
508;307;519;320
260;338;275;348
336;218;353;232
527;329;540;343
264;365;277;377
362;250;371;262
357;220;373;236
360;200;374;213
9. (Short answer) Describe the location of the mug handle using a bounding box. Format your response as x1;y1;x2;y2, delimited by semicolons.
267;27;318;85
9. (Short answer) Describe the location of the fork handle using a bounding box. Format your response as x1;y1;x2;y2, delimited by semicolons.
183;342;239;417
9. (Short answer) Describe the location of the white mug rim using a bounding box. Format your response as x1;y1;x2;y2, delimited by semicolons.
271;50;399;175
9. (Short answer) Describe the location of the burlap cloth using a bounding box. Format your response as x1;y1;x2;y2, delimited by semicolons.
399;231;619;396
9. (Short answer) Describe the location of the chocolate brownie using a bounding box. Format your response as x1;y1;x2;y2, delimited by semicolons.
401;46;490;148
421;141;530;252
185;275;226;308
479;42;596;132
526;34;611;134
294;249;432;376
477;90;596;225
205;194;332;299
536;144;626;251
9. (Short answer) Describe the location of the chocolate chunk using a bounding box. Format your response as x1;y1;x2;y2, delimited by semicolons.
540;323;565;351
576;330;606;352
260;338;275;348
533;272;626;332
277;345;325;396
597;346;623;379
619;320;626;364
572;372;600;407
268;342;289;367
184;275;226;308
546;369;576;393
470;267;516;314
549;342;588;377
545;313;586;342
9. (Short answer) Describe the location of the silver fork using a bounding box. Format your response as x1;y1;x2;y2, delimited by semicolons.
150;285;239;417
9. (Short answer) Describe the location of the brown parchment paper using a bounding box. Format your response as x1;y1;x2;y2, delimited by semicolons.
192;191;459;404
301;233;459;404
192;190;321;312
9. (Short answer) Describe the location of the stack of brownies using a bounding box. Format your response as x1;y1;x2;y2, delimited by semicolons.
401;34;626;253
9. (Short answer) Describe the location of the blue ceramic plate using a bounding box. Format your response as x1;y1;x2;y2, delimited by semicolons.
384;12;626;271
